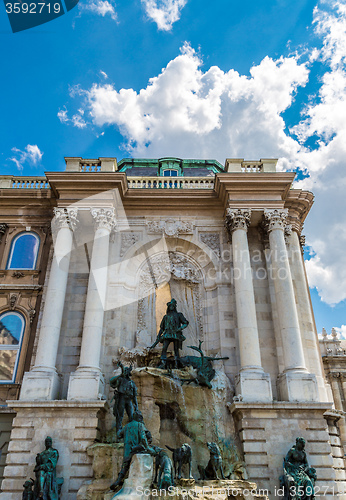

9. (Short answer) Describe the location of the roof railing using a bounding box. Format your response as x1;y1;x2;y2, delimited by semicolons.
127;176;214;189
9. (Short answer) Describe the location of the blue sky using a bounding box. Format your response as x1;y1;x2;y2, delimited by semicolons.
1;0;346;336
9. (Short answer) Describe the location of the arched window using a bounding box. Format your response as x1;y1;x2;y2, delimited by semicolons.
6;232;40;270
0;311;25;382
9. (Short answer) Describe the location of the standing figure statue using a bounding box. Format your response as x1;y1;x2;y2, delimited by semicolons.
33;436;63;500
280;437;317;500
110;361;139;434
149;298;189;369
110;410;156;491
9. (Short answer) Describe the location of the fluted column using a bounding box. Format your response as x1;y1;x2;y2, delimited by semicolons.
68;207;116;400
263;209;318;402
20;208;78;400
225;208;272;402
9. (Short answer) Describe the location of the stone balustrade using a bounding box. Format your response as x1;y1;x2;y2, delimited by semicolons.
0;176;50;189
80;159;101;172
241;162;263;173
127;176;214;189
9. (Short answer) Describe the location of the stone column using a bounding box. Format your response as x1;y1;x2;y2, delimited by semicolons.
68;207;116;400
225;208;272;402
288;229;328;401
263;209;318;402
20;208;78;400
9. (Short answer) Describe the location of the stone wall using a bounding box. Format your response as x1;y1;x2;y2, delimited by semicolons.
0;401;106;500
230;402;345;499
0;411;15;490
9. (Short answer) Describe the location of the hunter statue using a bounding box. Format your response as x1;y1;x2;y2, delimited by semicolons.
110;361;139;434
149;298;189;369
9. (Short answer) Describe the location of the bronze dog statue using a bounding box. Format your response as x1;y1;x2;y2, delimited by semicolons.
166;443;193;479
198;442;225;480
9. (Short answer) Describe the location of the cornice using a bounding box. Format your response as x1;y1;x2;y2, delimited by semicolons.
214;172;296;208
284;189;314;233
45;171;129;202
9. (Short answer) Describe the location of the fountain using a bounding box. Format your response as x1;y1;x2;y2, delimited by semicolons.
74;299;270;500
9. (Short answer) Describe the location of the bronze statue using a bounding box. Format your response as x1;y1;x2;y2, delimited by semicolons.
110;361;139;433
183;340;229;388
198;442;225;480
166;443;193;479
33;436;63;500
280;437;316;500
153;447;175;490
110;411;156;491
22;479;34;500
149;298;189;369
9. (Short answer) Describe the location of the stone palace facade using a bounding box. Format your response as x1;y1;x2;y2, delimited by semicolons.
0;157;345;498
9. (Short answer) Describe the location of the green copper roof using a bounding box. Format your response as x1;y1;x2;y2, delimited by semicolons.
118;157;224;177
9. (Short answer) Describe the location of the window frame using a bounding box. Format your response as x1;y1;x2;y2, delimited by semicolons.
0;311;25;384
162;169;179;177
6;231;40;270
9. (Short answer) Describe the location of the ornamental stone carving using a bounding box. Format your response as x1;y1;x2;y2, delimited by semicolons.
0;223;8;243
199;233;221;258
52;207;78;231
146;218;194;237
225;208;251;235
299;234;306;252
90;207;117;232
120;232;141;257
284;224;292;244
263;209;288;232
139;252;201;291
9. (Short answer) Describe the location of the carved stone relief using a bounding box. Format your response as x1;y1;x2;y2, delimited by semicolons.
120;232;141;257
146;218;195;237
199;233;221;257
137;252;203;342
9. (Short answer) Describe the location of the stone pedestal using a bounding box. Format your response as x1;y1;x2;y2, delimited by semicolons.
1;400;106;500
67;369;105;401
229;401;345;499
108;454;154;499
20;368;61;401
236;371;272;403
277;371;318;402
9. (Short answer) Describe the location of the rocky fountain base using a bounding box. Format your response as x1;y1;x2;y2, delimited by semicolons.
78;453;269;500
77;365;268;500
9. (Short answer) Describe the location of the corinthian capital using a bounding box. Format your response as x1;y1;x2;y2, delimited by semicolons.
90;207;117;232
53;207;78;231
225;208;251;235
263;209;288;232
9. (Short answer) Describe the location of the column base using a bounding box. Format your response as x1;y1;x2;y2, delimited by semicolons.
235;370;272;402
67;368;105;400
20;368;60;400
277;371;318;402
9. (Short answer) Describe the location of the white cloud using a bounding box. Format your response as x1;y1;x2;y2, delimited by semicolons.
9;145;43;172
58;106;87;128
79;0;117;21
78;43;308;161
100;70;108;80
335;325;346;339
293;0;346;305
57;107;69;123
141;0;187;31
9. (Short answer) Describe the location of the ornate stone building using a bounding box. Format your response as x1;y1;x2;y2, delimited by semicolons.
0;157;345;498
